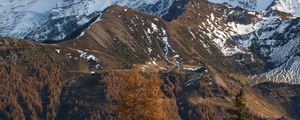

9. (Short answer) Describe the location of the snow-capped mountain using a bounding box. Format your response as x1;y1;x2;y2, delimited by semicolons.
0;0;176;41
1;0;300;85
206;0;300;84
245;17;300;84
208;0;300;16
208;0;275;11
272;0;300;16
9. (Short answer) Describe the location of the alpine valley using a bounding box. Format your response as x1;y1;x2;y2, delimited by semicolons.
1;0;300;119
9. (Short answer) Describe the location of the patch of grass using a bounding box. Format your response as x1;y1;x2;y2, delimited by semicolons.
228;73;250;84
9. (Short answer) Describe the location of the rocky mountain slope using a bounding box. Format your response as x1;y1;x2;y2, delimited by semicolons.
208;0;300;16
1;0;300;119
207;0;300;84
0;35;299;119
0;0;179;41
1;0;300;84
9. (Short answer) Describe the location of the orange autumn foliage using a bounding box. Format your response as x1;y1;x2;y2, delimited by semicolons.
102;69;167;120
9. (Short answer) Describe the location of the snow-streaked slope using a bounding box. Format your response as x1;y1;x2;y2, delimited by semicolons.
0;0;57;38
272;0;300;16
208;0;300;16
228;11;300;84
265;56;300;84
208;0;275;11
255;18;300;84
205;0;300;84
0;0;175;41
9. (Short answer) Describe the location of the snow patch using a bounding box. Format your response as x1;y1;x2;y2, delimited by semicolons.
228;22;256;35
55;49;61;54
151;23;159;32
77;50;101;69
213;38;245;56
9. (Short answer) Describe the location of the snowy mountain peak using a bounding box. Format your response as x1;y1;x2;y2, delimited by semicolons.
208;0;300;16
272;0;300;16
208;0;275;11
0;0;177;41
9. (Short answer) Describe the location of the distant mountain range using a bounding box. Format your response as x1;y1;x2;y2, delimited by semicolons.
0;0;178;41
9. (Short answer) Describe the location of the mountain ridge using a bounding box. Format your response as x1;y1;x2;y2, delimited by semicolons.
0;4;300;118
0;0;180;41
1;0;300;119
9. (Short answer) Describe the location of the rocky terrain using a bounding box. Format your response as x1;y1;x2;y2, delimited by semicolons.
1;37;300;119
1;0;300;119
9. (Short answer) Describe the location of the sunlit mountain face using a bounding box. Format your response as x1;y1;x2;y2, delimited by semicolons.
0;0;177;41
1;0;300;119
